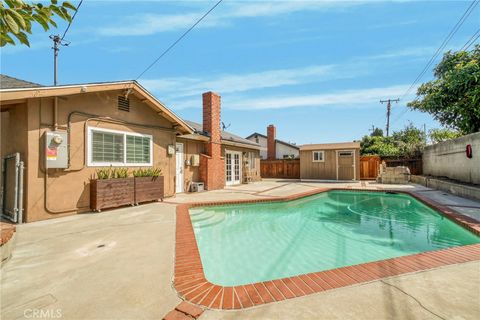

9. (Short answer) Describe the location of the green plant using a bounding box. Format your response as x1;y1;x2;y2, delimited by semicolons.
112;168;129;179
1;0;77;47
132;168;162;177
408;45;480;134
96;167;112;180
96;167;130;179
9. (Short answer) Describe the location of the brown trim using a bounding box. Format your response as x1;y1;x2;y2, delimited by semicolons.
174;188;480;310
0;81;193;134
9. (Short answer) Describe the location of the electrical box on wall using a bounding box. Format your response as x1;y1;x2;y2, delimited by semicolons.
45;131;68;169
191;154;200;167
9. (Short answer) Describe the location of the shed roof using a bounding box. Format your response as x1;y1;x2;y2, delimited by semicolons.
300;142;360;151
184;120;261;150
0;74;42;89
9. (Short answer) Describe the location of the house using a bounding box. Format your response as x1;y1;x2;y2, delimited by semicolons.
299;142;361;181
0;75;260;222
246;125;299;159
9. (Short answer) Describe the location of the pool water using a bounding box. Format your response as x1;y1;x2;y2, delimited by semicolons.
189;191;479;286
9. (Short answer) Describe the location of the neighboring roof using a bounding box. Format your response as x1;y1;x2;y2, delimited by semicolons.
0;79;193;134
0;74;42;89
300;142;361;151
184;120;261;150
245;132;299;150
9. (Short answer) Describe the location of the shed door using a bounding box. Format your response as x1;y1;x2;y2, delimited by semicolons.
337;150;355;180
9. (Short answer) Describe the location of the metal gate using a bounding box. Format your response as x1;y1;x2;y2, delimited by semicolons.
1;153;24;223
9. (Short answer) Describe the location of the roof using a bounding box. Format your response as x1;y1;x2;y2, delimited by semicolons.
300;142;361;151
0;79;193;134
0;74;42;89
184;120;261;150
245;132;299;149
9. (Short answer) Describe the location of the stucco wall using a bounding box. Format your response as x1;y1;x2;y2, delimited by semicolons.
11;91;179;222
422;132;480;184
177;138;205;192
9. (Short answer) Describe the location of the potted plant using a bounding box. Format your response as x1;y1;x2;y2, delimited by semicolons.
133;168;164;204
90;167;134;212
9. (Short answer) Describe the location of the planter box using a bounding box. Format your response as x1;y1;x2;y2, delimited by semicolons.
134;176;164;204
90;178;134;212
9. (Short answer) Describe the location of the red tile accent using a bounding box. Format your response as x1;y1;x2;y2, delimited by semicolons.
163;310;192;320
221;287;234;309
173;188;480;310
263;281;286;301
281;278;305;297
210;288;223;309
244;284;264;305
175;302;204;319
253;283;275;303
234;286;254;308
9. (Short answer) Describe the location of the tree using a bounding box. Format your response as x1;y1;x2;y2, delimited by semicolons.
408;45;480;134
428;128;462;144
1;0;76;47
370;127;383;137
360;123;425;157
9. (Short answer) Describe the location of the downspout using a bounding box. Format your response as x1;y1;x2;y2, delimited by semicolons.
53;96;59;131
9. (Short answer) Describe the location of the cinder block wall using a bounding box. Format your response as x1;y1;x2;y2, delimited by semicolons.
422;132;480;184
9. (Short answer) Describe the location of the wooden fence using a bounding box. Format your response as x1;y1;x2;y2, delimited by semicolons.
260;159;300;179
360;156;381;180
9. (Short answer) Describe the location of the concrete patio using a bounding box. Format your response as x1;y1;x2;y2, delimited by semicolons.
1;180;479;320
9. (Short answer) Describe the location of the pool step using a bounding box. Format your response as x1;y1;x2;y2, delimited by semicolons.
190;210;216;222
192;212;226;228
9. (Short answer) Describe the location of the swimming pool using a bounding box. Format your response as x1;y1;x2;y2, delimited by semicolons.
189;190;479;286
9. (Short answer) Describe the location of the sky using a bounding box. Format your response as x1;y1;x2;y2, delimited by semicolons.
1;0;479;144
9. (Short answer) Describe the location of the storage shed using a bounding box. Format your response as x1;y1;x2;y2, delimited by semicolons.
299;142;361;181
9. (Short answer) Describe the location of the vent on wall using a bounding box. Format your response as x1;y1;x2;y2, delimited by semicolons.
118;96;130;112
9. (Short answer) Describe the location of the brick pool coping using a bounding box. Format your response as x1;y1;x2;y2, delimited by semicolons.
174;188;480;310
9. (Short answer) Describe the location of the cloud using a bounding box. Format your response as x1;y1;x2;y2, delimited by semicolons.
141;64;345;97
97;1;367;37
223;84;415;110
166;84;417;110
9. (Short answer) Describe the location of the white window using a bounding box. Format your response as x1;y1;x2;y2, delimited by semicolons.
87;127;153;167
312;151;324;162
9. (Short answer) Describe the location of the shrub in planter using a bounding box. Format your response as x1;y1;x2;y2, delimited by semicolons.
133;168;164;204
90;167;134;212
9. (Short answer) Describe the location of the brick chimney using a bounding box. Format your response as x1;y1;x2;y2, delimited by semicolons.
267;124;276;160
199;92;225;190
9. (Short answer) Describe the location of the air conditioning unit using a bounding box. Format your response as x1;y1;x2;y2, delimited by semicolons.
190;182;204;192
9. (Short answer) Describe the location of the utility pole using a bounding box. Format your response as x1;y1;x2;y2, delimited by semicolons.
49;35;70;86
380;99;399;136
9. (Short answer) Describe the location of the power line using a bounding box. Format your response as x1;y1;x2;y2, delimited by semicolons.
61;0;84;41
460;28;480;51
400;0;479;101
51;0;85;86
391;0;479;125
135;0;223;81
